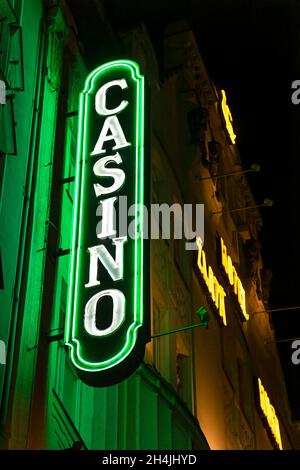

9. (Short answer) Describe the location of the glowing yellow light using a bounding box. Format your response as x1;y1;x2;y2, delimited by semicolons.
258;378;283;450
220;238;249;321
196;238;227;326
220;89;236;144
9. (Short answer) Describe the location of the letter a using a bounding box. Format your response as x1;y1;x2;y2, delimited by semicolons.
91;115;130;155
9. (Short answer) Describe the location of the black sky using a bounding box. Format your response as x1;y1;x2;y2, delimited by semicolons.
102;0;300;418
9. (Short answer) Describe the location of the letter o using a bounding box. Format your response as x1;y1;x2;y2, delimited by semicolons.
84;289;125;336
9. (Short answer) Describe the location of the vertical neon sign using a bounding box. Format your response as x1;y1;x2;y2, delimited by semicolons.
65;60;149;386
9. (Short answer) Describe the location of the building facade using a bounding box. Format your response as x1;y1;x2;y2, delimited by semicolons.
0;0;299;450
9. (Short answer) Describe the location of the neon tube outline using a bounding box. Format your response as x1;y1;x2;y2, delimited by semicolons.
65;60;145;372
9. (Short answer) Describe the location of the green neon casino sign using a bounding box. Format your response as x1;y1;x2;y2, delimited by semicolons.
65;60;149;386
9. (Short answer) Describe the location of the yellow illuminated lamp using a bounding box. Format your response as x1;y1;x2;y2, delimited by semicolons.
220;238;249;321
257;378;283;450
196;237;227;326
220;90;236;144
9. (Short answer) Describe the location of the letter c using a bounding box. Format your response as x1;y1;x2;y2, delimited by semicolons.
95;79;128;115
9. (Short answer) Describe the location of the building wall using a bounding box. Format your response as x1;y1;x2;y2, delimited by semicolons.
0;0;44;444
158;21;299;449
0;0;298;450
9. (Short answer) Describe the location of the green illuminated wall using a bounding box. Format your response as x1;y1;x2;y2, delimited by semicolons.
0;0;44;444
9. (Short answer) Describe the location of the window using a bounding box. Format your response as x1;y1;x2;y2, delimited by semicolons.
236;351;254;428
187;107;208;144
153;303;171;378
175;325;193;409
49;52;86;407
0;249;4;289
153;302;178;384
176;352;192;406
0;88;16;155
232;230;240;264
174;230;191;286
0;1;24;163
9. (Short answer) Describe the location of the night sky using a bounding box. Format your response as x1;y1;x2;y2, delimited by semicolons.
103;0;300;418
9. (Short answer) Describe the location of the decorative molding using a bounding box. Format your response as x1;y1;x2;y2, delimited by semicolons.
46;7;67;91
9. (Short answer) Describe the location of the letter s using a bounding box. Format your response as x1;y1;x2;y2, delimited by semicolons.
291;80;300;105
93;152;125;196
291;339;300;365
